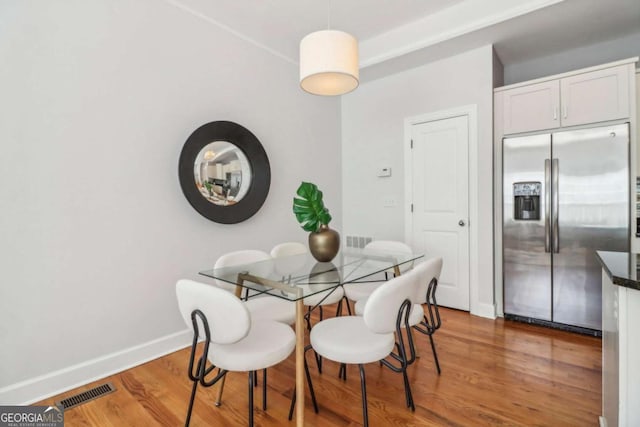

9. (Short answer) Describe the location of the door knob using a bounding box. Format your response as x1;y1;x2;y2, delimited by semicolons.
458;220;465;227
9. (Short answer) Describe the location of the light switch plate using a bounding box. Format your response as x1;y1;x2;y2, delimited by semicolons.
383;197;397;207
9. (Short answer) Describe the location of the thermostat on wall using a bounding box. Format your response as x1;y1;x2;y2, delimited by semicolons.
377;167;391;177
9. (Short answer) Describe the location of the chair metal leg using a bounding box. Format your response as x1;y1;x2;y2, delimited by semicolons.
305;306;313;331
402;368;415;411
262;369;267;410
339;363;347;381
337;295;352;316
254;370;258;387
288;348;319;420
215;373;226;406
311;306;325;374
306;308;324;374
359;364;369;427
288;388;296;421
344;296;352;315
304;352;319;414
185;379;198;427
429;334;441;375
307;306;322;374
248;371;254;427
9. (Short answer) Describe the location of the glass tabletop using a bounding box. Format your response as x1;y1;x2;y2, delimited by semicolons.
199;247;424;301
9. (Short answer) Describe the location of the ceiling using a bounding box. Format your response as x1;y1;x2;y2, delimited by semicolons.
169;0;640;75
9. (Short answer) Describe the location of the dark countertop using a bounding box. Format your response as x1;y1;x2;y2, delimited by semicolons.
596;251;640;291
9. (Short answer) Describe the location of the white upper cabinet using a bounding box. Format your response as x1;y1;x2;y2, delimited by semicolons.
499;61;633;135
503;80;559;134
560;65;630;127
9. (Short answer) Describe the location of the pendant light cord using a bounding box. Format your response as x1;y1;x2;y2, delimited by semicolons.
327;0;332;30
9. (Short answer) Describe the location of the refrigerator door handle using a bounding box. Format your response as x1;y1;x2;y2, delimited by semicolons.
545;159;551;253
552;158;559;253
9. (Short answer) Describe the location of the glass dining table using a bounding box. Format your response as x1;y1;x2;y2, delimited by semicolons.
199;247;423;427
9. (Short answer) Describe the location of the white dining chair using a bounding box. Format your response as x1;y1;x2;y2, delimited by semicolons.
354;257;444;374
270;242;307;258
211;249;297;407
309;268;421;426
343;240;414;308
176;279;317;426
409;257;444;374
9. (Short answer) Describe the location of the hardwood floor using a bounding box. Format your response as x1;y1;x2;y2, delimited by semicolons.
37;307;602;426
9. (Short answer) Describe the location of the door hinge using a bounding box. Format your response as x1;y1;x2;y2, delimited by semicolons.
410;139;413;149
411;203;414;213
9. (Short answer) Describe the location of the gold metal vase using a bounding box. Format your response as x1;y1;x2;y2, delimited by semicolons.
308;224;340;262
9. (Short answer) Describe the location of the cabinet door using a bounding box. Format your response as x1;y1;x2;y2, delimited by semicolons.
560;65;630;127
503;80;560;134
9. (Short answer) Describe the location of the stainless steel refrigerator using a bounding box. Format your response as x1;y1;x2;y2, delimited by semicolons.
503;123;629;332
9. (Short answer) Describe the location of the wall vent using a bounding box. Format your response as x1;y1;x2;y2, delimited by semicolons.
55;382;116;410
346;235;372;248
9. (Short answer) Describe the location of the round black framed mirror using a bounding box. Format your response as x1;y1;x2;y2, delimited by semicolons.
178;121;270;224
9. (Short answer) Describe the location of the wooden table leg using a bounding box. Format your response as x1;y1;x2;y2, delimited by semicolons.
295;298;305;427
231;273;305;425
393;265;401;277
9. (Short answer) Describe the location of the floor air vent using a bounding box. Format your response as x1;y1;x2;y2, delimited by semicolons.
55;382;116;410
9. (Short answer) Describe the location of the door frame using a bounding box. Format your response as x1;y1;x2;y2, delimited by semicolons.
404;104;486;317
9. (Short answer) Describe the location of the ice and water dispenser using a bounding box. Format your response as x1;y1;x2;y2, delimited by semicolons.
513;182;541;220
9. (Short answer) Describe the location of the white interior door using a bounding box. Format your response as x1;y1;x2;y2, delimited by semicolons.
410;115;470;310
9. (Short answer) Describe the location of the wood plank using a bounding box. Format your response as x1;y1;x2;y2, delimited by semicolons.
36;308;601;426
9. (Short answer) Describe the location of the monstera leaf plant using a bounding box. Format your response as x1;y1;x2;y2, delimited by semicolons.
292;182;332;232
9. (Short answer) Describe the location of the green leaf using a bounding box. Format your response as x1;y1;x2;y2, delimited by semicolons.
292;181;331;233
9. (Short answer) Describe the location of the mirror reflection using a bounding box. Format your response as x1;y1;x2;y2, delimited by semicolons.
194;141;252;206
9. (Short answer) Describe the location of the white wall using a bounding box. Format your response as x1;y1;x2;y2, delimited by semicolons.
341;45;495;317
0;0;341;403
504;31;640;85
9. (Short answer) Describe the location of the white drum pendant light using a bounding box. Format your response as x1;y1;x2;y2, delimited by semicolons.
299;30;359;96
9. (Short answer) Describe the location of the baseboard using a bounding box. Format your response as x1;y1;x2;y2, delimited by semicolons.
0;329;192;405
471;302;496;319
